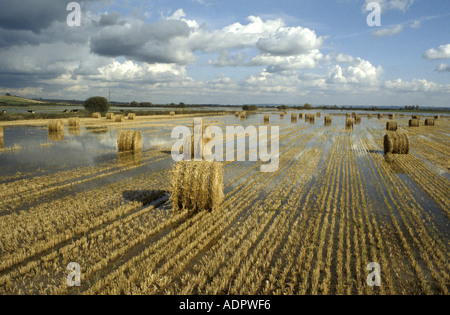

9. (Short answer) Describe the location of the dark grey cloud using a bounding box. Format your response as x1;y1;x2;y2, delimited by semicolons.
90;19;194;64
98;12;124;27
0;0;67;32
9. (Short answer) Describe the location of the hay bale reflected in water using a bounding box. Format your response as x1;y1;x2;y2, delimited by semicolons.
118;150;143;166
68;127;81;135
86;126;108;134
48;131;64;142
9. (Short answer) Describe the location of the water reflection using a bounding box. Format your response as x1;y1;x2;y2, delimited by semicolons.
68;127;81;135
48;131;64;141
118;150;143;166
86;126;108;134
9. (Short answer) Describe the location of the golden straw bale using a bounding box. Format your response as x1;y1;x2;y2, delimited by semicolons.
280;113;285;119
345;118;354;130
368;114;373;119
412;115;420;120
425;119;435;126
378;114;383;119
48;120;64;132
384;132;409;155
409;119;419;127
386;121;398;131
128;113;136;120
389;114;395;120
346;113;351;118
264;115;270;123
117;130;142;152
170;161;224;213
115;115;124;122
240;112;247;119
68;117;80;127
170;111;176;116
434;115;440;120
291;114;297;123
235;112;240;118
299;113;304;119
354;115;361;124
305;114;315;123
92;112;101;119
106;113;115;120
324;116;332;126
316;112;321;118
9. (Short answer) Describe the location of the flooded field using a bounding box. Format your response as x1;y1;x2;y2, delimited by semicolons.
0;112;448;295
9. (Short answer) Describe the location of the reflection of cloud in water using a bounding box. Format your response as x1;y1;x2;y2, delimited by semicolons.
147;137;175;148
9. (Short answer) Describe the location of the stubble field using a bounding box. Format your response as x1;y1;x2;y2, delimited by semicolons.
0;112;448;295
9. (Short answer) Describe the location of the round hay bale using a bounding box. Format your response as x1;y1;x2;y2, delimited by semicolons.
378;114;383;119
368;114;373;119
352;112;356;119
264;115;270;124
425;119;435;126
291;114;297;123
280;113;285;119
48;131;64;142
106;113;115;120
48;120;64;132
92;112;101;119
384;132;409;155
386;121;398;131
346;113;351;118
316;112;321;118
434;115;440;120
68;117;80;127
170;111;176;117
389;114;395;120
117;130;142;152
354;115;361;125
409;119;419;127
170;161;224;213
305;114;315;123
115;115;124;123
128;113;136;120
235;112;240;118
299;113;304;119
240;112;247;119
324;116;332;126
345;118;354;130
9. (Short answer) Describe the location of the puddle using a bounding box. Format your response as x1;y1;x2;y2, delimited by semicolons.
0;125;176;177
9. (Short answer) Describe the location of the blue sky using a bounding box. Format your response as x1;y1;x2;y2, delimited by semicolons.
0;0;449;106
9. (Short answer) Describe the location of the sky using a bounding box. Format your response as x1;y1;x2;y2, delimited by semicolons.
0;0;449;107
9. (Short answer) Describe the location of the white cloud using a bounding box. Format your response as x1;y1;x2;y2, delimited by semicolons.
249;50;323;72
383;78;442;92
372;24;404;37
97;60;188;83
423;44;450;60
327;58;383;86
435;63;450;73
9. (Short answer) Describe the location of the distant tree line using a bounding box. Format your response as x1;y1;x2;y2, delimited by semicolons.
243;105;258;111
